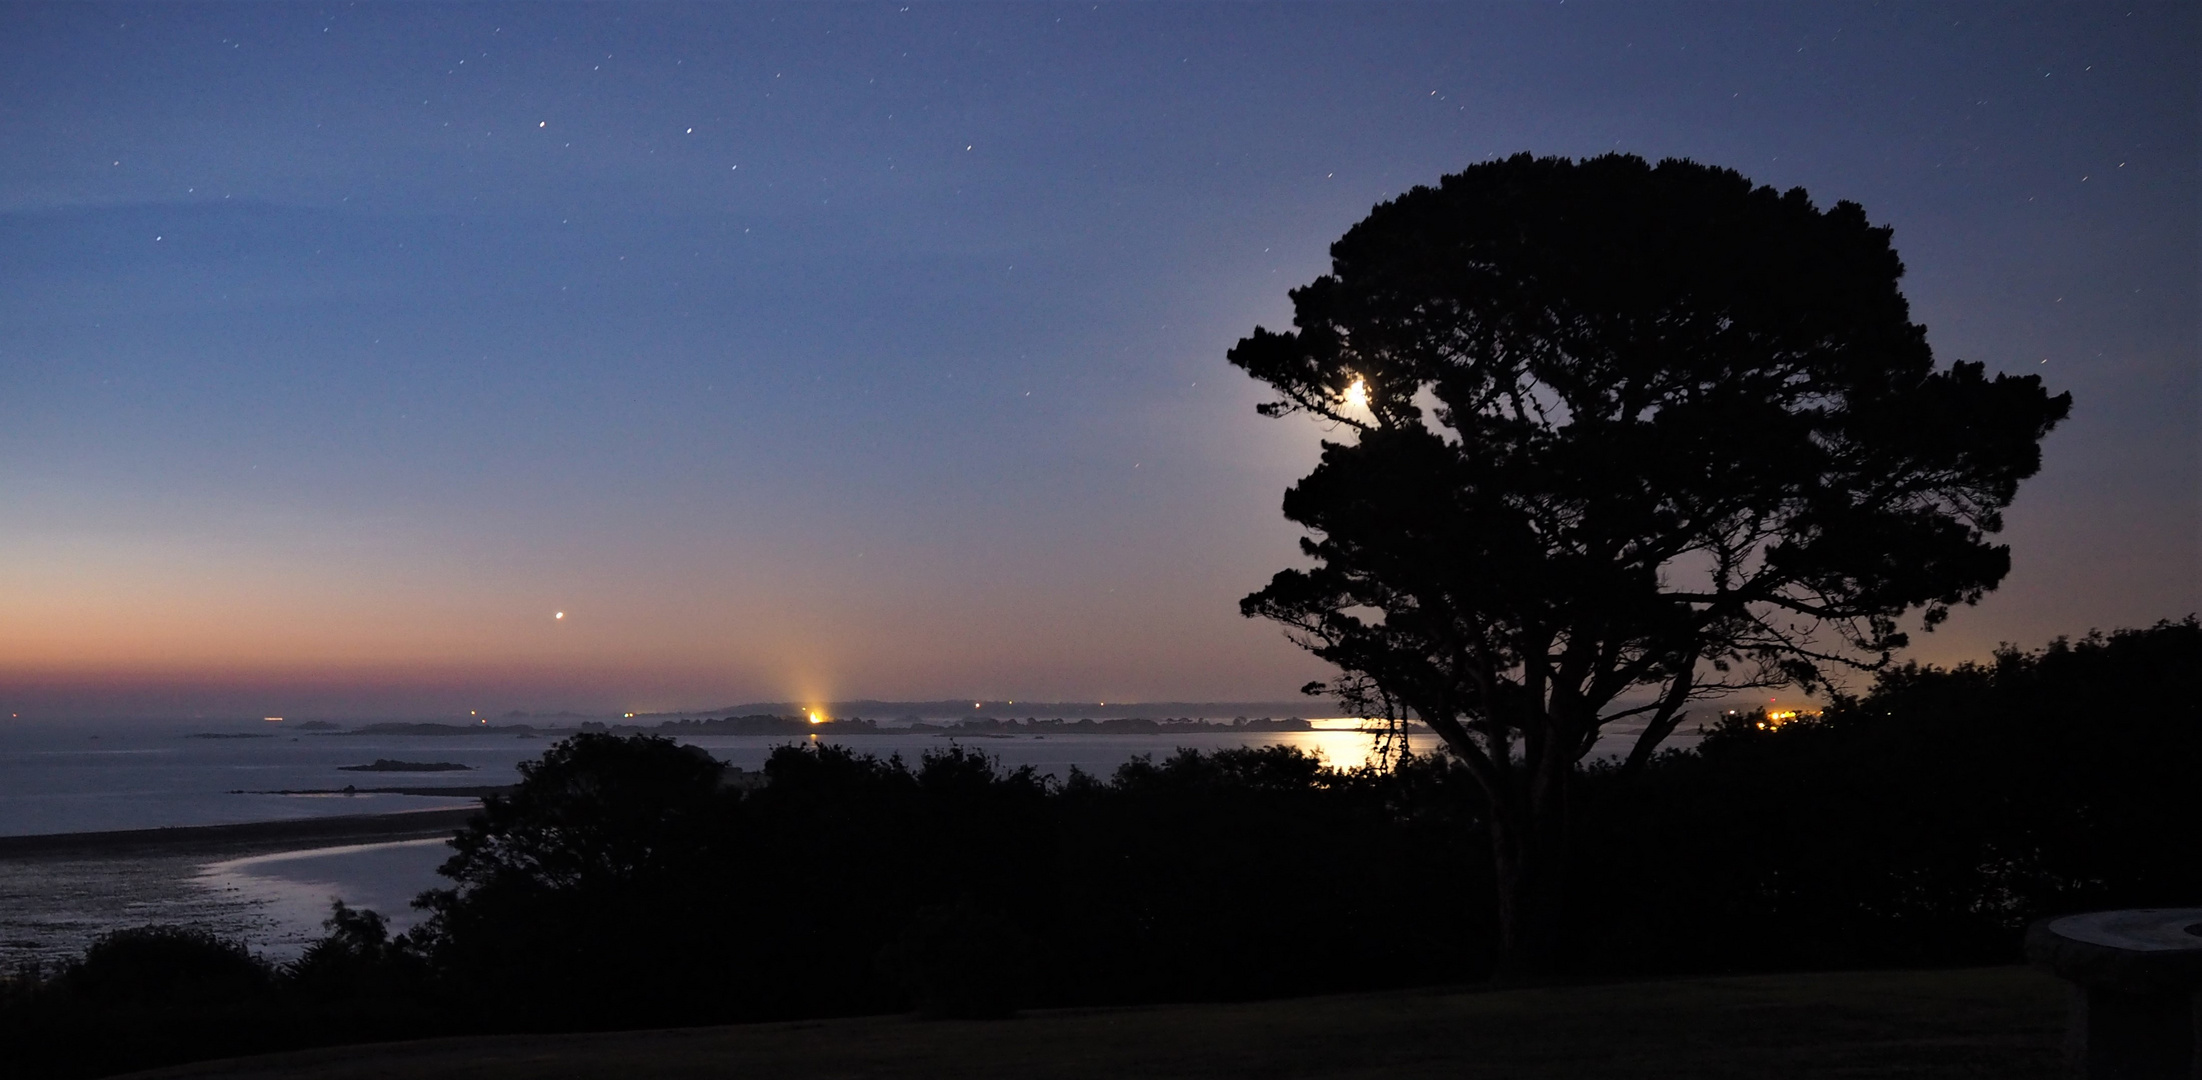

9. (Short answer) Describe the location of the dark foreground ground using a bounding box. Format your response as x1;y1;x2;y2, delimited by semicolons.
124;966;2063;1080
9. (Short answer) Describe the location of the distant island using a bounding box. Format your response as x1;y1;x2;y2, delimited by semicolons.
283;702;1373;738
338;759;475;772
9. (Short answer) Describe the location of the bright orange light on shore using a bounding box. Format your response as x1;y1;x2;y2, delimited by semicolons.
808;710;824;724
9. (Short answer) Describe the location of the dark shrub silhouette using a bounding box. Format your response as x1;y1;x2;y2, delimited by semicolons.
49;925;273;1007
1569;617;2202;973
1049;746;1489;1003
409;732;740;1026
0;927;298;1079
287;901;426;1003
880;895;1032;1020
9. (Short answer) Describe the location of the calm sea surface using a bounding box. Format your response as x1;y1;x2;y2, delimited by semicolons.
0;719;1459;966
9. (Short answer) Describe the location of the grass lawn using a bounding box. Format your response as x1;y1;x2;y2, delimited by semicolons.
126;966;2065;1080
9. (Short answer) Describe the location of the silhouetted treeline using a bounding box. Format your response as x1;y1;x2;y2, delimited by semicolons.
1572;617;2201;972
406;735;1484;1030
0;923;469;1079
3;620;2192;1077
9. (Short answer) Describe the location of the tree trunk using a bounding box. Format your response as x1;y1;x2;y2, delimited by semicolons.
1488;763;1571;981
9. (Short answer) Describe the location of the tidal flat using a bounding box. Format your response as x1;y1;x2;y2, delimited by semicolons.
0;810;472;967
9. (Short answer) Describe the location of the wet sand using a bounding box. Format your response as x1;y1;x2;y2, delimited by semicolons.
0;807;481;862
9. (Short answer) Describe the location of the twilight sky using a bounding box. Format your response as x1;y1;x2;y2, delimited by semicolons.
1;2;2194;719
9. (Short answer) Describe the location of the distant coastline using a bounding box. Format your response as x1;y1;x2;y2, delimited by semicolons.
696;699;1347;721
592;714;1332;736
262;713;1385;738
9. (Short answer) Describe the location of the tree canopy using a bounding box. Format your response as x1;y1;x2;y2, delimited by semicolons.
1229;153;2070;970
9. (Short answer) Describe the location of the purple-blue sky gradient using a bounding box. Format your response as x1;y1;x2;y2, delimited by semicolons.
2;2;2194;719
